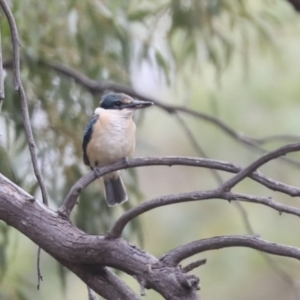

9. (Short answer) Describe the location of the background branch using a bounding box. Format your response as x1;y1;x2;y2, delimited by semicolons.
0;0;49;205
0;14;4;101
4;58;300;168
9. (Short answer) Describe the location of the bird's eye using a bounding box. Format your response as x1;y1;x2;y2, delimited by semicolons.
115;101;122;106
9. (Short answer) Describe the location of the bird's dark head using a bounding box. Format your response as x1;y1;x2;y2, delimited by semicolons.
100;93;153;110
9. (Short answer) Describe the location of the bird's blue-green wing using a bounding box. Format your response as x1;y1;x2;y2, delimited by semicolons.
82;114;99;166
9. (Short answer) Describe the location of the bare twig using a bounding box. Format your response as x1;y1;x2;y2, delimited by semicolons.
160;235;300;266
59;155;300;218
37;247;43;289
0;0;49;291
0;0;49;205
220;142;300;192
182;259;207;273
254;134;300;144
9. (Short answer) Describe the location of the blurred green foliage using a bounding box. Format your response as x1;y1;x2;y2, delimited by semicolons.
0;0;299;299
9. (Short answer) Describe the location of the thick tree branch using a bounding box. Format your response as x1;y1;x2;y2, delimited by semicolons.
2;172;300;299
0;173;201;300
160;235;300;266
0;0;49;205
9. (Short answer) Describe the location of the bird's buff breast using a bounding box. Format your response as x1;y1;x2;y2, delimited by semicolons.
86;113;136;167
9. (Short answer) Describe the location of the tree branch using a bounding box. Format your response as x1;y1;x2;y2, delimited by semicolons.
220;142;300;192
59;155;300;218
2;172;300;299
0;173;201;300
160;235;300;266
105;143;300;239
0;0;49;205
107;189;300;239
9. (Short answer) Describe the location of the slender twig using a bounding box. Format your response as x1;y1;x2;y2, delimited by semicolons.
0;0;49;205
182;259;207;273
37;247;43;289
175;113;297;289
0;0;49;291
160;235;300;266
220;142;300;192
0;1;20;90
225;192;300;216
58;156;300;218
254;134;300;144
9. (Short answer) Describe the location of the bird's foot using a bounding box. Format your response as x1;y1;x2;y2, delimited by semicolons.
93;167;102;178
122;157;129;168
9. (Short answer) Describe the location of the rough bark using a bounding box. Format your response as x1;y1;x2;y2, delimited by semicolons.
0;173;201;300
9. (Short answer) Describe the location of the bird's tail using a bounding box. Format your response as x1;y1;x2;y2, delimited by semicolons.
104;174;128;206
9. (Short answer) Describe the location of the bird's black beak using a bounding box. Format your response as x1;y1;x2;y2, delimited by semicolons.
125;99;154;109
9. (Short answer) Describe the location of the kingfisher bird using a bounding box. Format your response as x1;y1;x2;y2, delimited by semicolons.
82;93;153;206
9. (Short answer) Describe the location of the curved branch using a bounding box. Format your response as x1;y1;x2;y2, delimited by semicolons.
107;189;300;239
0;0;49;205
220;142;300;192
107;190;220;239
59;155;300;218
160;235;300;266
